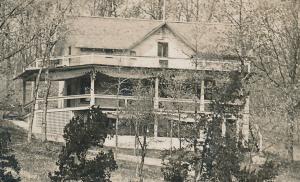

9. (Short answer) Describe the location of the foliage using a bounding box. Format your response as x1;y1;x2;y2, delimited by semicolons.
0;128;20;182
49;106;117;182
122;78;156;181
161;70;280;181
161;148;191;182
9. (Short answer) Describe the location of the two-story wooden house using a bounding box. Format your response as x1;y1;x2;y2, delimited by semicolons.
17;16;250;149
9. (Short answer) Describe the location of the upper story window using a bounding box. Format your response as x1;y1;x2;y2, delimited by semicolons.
130;50;136;56
80;48;125;55
158;42;168;57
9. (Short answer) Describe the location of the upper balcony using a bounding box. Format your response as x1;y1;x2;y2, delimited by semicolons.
24;54;250;73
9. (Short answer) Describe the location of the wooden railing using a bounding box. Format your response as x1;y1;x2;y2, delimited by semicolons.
31;94;215;113
24;54;250;72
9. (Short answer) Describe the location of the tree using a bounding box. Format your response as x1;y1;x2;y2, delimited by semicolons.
0;0;38;109
49;106;117;182
26;0;75;143
0;128;20;182
161;70;280;181
123;78;156;182
245;0;300;162
88;0;124;17
159;71;193;150
161;148;190;182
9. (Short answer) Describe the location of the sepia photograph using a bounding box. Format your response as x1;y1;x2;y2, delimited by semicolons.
0;0;299;181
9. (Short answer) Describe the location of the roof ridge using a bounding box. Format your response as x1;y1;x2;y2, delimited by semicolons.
70;15;232;26
72;15;164;23
166;20;233;26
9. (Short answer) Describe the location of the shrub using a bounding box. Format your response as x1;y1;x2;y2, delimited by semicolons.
0;128;20;182
161;149;191;182
49;106;117;182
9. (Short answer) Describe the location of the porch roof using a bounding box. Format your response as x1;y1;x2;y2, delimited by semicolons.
15;64;157;81
15;64;230;82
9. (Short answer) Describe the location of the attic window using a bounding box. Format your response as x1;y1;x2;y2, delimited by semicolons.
158;42;168;57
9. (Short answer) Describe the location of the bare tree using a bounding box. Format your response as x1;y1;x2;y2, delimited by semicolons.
246;0;300;162
124;78;155;182
88;0;124;17
27;0;75;142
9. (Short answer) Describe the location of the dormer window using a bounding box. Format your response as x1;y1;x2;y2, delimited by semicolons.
158;42;168;57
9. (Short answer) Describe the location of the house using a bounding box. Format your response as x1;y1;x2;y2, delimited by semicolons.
16;16;250;149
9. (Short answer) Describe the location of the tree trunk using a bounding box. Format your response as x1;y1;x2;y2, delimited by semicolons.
178;113;181;149
287;110;295;162
41;68;51;142
28;68;43;143
138;133;147;182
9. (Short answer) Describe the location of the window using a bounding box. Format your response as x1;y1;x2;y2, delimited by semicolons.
204;79;215;100
225;119;237;139
68;46;72;55
120;79;133;96
159;59;168;68
79;76;91;103
80;48;125;55
158;42;168;57
130;50;136;56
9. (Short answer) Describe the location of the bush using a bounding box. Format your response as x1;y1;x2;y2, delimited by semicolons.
49;106;117;182
161;149;191;182
0;128;20;182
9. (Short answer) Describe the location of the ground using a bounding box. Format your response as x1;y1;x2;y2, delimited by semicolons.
0;120;163;182
1;120;300;182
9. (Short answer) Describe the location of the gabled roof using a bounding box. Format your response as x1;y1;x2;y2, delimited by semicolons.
167;22;232;55
68;16;163;49
68;16;233;55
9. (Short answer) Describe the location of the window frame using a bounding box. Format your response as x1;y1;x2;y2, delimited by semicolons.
157;42;169;57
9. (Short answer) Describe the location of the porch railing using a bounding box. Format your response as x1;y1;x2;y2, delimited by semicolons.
31;94;215;113
25;54;250;72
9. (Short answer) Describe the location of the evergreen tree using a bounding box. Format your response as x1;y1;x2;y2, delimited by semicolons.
49;106;117;182
161;71;279;181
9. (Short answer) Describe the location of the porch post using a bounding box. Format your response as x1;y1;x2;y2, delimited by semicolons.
154;77;159;109
199;80;205;112
31;81;35;100
90;72;96;106
22;80;26;113
221;118;226;137
154;77;159;137
242;96;250;144
58;81;65;108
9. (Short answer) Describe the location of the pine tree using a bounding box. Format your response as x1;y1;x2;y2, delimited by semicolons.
49;106;117;182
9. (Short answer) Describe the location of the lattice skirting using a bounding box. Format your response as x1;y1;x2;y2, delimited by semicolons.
35;111;74;135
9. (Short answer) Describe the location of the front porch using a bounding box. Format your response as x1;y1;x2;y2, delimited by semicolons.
18;55;249;148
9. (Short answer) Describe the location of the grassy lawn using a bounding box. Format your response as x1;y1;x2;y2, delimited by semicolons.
2;120;300;182
106;146;163;159
0;120;163;182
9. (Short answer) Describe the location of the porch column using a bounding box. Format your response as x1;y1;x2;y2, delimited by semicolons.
154;77;159;109
22;80;26;113
154;77;159;137
31;80;37;110
90;72;96;106
31;81;35;100
58;81;65;108
242;96;250;144
199;80;205;112
221;118;226;137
